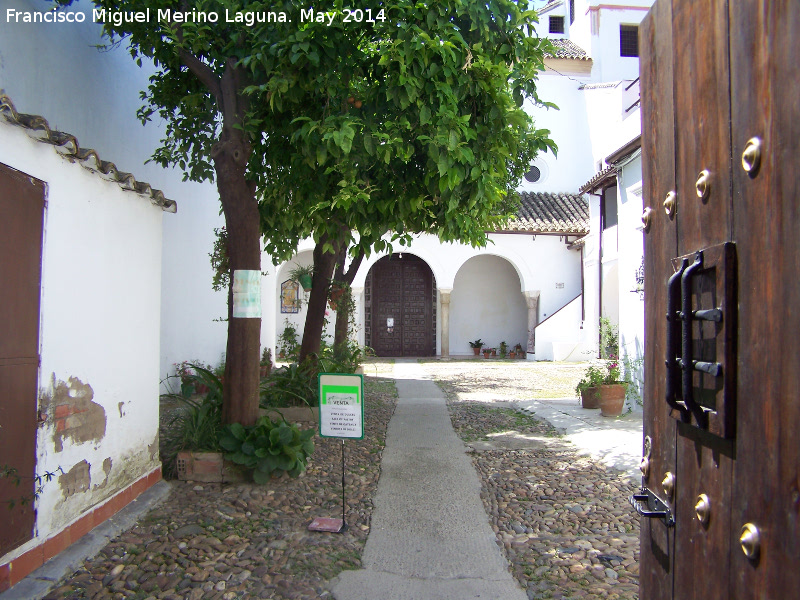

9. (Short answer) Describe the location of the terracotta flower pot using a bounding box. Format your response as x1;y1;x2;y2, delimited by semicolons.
472;347;481;355
482;351;491;358
509;351;517;359
580;387;600;409
598;384;627;417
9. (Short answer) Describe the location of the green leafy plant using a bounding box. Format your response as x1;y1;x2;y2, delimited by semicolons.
219;417;315;483
277;320;300;360
599;317;619;360
575;364;607;396
161;364;224;473
261;347;273;368
469;339;484;349
260;362;318;408
499;341;508;358
209;226;229;293
289;264;315;290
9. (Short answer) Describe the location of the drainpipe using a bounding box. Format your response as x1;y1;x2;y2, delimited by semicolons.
598;192;603;359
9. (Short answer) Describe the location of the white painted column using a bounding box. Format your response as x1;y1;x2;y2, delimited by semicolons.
525;290;541;357
352;286;364;347
440;289;452;357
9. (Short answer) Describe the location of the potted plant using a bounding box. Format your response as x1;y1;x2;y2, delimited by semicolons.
482;347;493;358
597;356;627;417
499;341;508;358
575;364;606;409
328;281;347;310
469;339;484;355
277;320;300;361
289;264;314;291
513;343;525;359
575;358;627;415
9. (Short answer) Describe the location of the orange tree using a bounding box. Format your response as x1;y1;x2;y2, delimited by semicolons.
54;0;555;423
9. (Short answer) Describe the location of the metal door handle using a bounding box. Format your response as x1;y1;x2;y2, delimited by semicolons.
666;258;688;411
680;252;707;424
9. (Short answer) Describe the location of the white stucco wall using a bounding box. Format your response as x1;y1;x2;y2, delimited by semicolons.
0;0;236;386
534;295;594;361
273;231;583;357
0;119;163;561
450;255;528;355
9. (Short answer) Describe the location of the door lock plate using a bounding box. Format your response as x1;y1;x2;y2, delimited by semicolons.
630;487;675;528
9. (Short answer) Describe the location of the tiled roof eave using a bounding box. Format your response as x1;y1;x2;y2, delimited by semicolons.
0;93;176;213
503;191;590;234
579;166;617;194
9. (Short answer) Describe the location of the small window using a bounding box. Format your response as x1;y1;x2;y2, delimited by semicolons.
603;185;618;230
525;165;541;183
549;16;565;34
620;25;639;57
569;0;575;25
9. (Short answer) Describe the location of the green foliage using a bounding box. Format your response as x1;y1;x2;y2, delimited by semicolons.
575;364;607;396
209;226;229;292
277;320;300;360
261;346;272;367
76;0;558;423
219;417;315;483
469;339;484;349
161;363;224;467
1;465;63;509
260;362;317;408
599;317;619;360
288;264;315;281
499;341;508;358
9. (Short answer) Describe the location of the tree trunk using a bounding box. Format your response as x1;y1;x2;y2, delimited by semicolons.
213;126;261;426
333;246;365;351
298;235;339;363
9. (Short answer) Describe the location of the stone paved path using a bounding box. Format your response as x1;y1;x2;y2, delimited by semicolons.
332;360;527;600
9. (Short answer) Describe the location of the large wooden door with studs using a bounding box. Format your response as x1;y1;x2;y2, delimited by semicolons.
634;1;800;598
368;254;435;357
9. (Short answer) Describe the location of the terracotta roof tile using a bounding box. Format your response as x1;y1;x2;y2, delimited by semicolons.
0;93;176;213
578;166;617;194
504;191;590;233
546;39;591;61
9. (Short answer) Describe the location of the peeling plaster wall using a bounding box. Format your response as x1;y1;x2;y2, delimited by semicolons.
0;120;163;556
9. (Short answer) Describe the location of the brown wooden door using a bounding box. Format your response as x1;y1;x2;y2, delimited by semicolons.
0;163;45;556
370;255;434;357
638;1;800;598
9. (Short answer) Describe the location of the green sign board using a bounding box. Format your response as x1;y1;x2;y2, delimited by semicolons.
318;373;364;439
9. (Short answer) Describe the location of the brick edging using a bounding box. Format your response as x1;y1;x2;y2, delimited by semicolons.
0;467;161;592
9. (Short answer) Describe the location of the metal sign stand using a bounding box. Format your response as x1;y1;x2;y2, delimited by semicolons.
308;373;363;534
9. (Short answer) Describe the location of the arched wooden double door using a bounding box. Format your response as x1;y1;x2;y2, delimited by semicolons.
366;254;435;357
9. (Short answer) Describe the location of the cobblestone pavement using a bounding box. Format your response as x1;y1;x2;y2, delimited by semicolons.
37;361;640;600
433;361;640;600
41;375;398;600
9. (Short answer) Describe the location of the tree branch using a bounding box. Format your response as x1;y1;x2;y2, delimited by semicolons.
177;48;222;103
